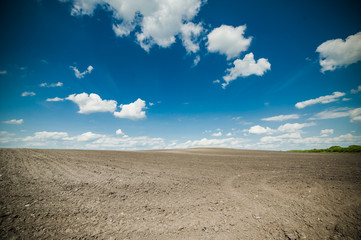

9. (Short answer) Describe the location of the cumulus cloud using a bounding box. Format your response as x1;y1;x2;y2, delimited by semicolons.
180;22;203;54
46;97;64;102
222;53;271;88
262;114;299;122
247;122;315;135
277;122;315;133
70;65;94;79
116;129;124;135
18;130;165;150
40;82;63;87
351;85;361;94
207;25;252;60
212;132;222;137
114;98;146;120
260;132;302;143
66;93;117;114
22;91;36;97
248;125;273;135
321;129;334;137
193;55;201;67
64;132;105;142
295;91;345;109
316;31;361;72
175;137;246;149
3;119;23;125
62;0;204;52
23;131;69;141
262;132;361;150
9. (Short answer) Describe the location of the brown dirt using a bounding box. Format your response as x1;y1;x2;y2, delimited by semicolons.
0;148;361;239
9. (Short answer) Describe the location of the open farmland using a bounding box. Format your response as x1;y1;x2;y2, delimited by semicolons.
1;148;361;239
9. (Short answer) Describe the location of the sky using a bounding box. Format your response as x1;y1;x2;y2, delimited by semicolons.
0;0;361;150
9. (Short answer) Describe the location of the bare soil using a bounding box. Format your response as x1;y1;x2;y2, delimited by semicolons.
0;148;361;239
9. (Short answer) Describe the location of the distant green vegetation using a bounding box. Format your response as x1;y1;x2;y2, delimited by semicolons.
289;145;361;153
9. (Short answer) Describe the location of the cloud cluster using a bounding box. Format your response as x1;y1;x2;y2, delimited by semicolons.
53;92;148;120
20;130;166;150
60;1;270;88
70;65;93;79
205;25;270;88
295;91;345;109
316;31;361;72
247;122;315;135
62;0;204;53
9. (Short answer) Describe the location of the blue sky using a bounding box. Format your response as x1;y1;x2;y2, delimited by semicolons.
1;0;361;150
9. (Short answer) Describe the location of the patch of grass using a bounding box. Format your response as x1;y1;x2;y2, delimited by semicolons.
289;145;361;153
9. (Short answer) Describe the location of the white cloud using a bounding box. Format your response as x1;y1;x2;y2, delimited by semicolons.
64;132;104;142
46;97;64;102
17;130;165;150
310;107;351;120
70;65;93;79
180;22;203;54
66;93;117;114
206;25;252;60
212;132;222;137
321;129;334;137
3;119;23;125
63;0;204;52
316;31;361;72
0;70;7;74
175;137;246;149
114;98;146;120
248;125;273;135
349;108;361;122
261;132;302;143
342;98;351;101
40;82;63;87
222;53;271;88
226;132;232;137
262;114;299;122
116;129;125;135
22;91;36;97
295;91;345;109
23;131;69;141
247;122;315;136
193;55;201;67
0;131;17;144
351;85;361;94
310;107;361;123
277;122;315;132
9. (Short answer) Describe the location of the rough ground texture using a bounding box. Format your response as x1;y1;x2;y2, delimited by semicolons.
0;148;361;239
